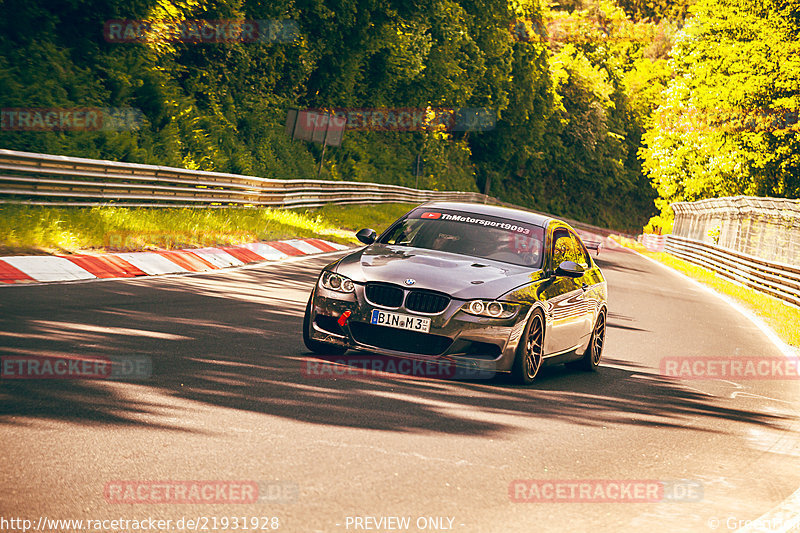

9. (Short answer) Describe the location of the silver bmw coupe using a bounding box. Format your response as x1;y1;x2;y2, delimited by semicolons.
302;202;607;384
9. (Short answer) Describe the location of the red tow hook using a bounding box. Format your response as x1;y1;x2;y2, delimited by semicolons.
337;311;352;327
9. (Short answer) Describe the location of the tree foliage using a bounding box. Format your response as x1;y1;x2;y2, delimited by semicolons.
641;0;800;221
0;0;676;231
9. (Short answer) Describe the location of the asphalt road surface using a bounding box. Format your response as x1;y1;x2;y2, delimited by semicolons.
2;242;800;533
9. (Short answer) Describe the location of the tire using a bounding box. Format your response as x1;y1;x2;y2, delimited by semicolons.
512;309;545;385
302;295;348;355
572;310;605;372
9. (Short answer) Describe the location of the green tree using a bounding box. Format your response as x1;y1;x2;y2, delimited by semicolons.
641;0;800;223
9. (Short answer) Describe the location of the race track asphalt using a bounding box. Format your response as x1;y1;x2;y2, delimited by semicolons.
1;242;799;532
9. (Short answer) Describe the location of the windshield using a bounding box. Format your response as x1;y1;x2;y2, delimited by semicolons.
379;208;545;267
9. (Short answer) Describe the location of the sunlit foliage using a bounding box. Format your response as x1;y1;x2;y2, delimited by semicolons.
641;0;800;223
0;0;676;231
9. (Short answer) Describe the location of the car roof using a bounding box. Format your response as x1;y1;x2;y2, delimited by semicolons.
417;201;554;229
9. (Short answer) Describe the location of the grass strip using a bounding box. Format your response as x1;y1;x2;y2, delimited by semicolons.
0;203;415;256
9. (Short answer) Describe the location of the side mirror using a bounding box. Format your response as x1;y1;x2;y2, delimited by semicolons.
356;228;377;245
555;260;584;278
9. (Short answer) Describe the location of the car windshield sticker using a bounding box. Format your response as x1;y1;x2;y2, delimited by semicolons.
412;210;532;235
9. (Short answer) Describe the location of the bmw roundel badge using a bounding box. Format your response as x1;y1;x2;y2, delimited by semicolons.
404;279;416;286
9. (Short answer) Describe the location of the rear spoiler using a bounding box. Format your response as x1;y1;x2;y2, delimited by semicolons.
583;240;602;256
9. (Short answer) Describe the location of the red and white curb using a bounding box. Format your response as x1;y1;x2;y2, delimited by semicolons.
0;238;350;285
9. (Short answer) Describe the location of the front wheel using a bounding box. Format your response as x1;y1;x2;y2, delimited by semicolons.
302;295;348;355
512;309;545;385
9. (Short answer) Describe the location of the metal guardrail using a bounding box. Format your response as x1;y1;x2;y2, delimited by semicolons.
665;234;800;307
0;148;630;246
0;149;488;208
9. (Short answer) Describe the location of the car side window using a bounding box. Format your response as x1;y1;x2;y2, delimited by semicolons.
383;219;421;245
570;231;592;270
551;230;572;268
551;230;586;270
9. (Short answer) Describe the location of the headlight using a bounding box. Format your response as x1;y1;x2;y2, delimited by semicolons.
462;300;519;319
320;271;355;293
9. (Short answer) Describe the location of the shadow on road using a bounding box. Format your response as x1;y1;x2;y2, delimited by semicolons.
0;255;793;437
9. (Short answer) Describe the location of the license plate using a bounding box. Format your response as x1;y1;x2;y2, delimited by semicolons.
370;309;431;333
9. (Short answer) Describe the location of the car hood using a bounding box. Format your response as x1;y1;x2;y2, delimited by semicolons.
334;244;543;299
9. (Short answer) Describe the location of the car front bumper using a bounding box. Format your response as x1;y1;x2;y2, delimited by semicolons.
306;283;531;375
